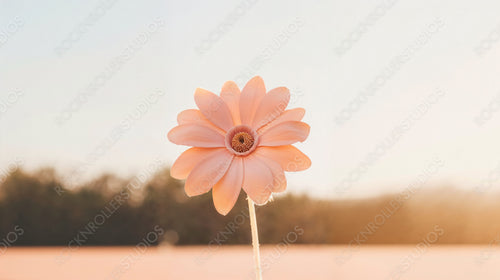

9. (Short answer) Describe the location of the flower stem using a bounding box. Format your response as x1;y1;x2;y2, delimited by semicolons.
247;196;262;280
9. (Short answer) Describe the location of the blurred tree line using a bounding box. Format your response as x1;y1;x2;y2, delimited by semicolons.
1;167;500;246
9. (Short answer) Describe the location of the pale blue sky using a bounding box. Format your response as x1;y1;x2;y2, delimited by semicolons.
2;0;500;198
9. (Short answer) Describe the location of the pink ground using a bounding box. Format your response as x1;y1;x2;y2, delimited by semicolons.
0;245;499;279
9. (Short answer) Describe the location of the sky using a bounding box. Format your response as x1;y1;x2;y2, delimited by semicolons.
2;0;500;199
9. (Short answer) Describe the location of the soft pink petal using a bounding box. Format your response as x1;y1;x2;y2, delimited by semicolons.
177;109;225;134
171;147;224;179
242;155;273;204
255;145;311;171
168;124;225;147
220;81;241;126
177;109;204;125
252;87;290;129
239;76;266;126
254;154;287;192
185;150;234;196
258;108;305;134
259;121;310;146
194;88;234;131
212;156;243;215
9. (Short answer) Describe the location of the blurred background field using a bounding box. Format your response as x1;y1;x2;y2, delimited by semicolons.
2;167;500;246
3;245;500;280
4;167;500;279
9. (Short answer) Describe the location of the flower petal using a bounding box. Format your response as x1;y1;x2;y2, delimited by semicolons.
220;81;241;126
177;109;226;134
254;154;287;192
212;156;243;215
252;87;290;129
259;121;310;146
177;109;204;125
242;155;273;204
168;124;225;147
255;145;311;171
195;88;234;131
258;108;305;134
171;147;224;179
185;150;234;196
240;76;266;126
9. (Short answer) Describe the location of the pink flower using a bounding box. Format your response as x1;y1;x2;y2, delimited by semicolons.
168;76;311;215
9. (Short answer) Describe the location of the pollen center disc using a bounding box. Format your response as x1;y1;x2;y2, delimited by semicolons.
231;132;254;153
225;125;259;156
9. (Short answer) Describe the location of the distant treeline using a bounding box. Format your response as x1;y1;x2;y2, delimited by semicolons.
0;168;500;246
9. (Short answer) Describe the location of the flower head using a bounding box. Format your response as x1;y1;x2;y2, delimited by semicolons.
168;76;311;215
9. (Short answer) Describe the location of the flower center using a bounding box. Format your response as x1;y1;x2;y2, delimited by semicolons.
231;132;254;153
225;125;259;156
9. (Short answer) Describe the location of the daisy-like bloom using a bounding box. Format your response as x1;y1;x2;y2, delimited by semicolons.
168;76;311;215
